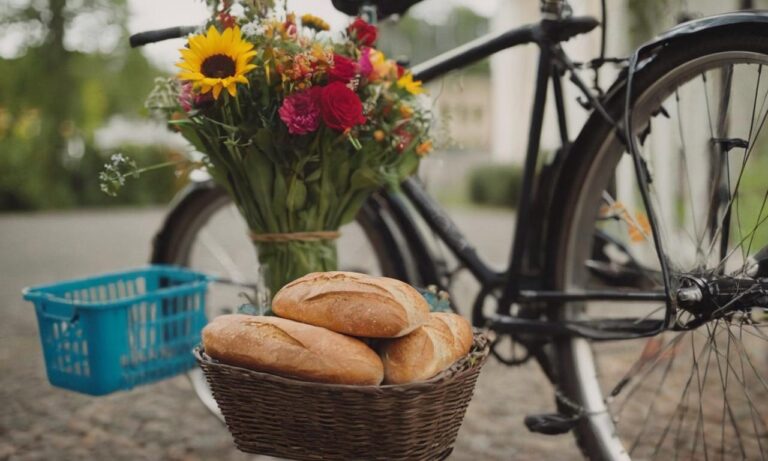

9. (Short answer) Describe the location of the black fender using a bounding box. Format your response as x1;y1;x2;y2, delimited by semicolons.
533;11;768;285
606;11;768;107
149;179;222;264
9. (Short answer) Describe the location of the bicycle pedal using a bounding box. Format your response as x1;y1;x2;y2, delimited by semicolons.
524;412;580;435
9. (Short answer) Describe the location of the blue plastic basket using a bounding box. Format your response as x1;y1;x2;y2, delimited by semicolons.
23;265;210;396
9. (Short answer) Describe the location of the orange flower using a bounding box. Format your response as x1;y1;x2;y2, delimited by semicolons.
367;49;397;81
628;211;651;243
416;140;432;156
373;130;385;142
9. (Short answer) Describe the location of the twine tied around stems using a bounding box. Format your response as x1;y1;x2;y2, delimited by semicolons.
248;230;341;243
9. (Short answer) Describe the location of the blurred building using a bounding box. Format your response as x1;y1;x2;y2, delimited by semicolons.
488;0;754;163
428;75;492;151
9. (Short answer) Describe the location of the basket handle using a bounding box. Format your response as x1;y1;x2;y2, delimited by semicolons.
38;299;79;323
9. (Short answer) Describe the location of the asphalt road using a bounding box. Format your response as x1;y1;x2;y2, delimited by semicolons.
0;207;579;460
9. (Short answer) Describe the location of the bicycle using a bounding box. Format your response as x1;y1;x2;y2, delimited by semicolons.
132;0;768;459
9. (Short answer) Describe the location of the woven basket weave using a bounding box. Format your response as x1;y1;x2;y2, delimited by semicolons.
194;332;490;461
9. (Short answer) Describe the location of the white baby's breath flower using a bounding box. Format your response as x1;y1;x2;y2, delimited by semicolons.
241;20;265;38
230;3;245;18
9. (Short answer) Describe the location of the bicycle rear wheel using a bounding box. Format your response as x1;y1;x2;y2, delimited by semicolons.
552;33;768;459
151;182;404;419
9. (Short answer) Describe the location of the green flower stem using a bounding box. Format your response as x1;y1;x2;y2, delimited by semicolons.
254;239;338;296
134;159;200;176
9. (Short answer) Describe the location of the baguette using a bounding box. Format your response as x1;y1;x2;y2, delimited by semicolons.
202;314;384;385
272;271;429;338
380;312;473;384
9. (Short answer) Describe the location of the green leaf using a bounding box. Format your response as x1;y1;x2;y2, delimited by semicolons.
271;164;288;228
305;168;322;182
317;152;336;227
286;179;307;212
338;190;370;225
397;152;420;180
350;166;382;190
334;158;350;191
253;128;280;164
243;149;279;232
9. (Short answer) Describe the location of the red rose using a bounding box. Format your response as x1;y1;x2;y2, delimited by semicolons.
218;11;235;28
347;17;378;47
318;82;366;132
328;54;358;83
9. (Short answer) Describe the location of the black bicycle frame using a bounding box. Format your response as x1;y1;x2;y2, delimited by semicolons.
399;15;665;312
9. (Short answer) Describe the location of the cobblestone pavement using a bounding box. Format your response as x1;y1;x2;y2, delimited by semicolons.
0;208;580;461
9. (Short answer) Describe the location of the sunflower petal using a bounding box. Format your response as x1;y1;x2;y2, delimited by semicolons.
226;83;237;97
212;84;223;100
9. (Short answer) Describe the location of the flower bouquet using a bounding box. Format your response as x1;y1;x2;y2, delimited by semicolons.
149;1;431;295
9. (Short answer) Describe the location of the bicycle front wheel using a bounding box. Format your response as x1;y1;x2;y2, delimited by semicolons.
151;182;405;420
552;33;768;459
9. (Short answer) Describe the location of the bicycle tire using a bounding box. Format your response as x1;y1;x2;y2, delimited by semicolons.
549;32;768;460
150;181;408;419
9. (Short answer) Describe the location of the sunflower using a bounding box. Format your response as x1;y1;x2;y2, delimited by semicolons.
301;14;330;32
177;26;257;100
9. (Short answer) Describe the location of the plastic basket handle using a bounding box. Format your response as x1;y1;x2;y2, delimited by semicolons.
38;299;79;323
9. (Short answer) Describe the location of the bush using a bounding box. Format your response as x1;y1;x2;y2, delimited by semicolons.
468;164;523;209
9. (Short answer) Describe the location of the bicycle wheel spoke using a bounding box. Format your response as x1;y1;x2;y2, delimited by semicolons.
716;66;735;265
730;323;768;398
713;212;768;275
610;332;686;403
644;331;703;458
702;71;717;145
706;90;768;269
707;325;768;457
712;321;748;460
689;327;715;459
675;89;706;259
744;188;768;270
734;325;768;459
628;335;680;455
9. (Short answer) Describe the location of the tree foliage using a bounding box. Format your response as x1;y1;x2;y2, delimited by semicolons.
0;0;177;210
376;7;490;74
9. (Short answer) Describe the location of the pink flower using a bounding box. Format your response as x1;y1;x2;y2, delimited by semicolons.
358;47;373;78
179;83;194;112
278;87;321;135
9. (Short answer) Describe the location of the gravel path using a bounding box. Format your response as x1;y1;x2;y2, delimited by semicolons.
0;207;580;460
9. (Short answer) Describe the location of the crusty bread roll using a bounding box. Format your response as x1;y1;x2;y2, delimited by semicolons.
202;314;384;385
380;312;473;385
272;271;430;338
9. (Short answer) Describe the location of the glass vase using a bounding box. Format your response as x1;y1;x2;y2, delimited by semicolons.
253;239;338;297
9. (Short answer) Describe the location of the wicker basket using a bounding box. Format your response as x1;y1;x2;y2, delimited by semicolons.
194;332;490;461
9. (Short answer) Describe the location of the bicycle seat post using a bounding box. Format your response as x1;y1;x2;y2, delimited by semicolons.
359;3;378;24
540;0;571;20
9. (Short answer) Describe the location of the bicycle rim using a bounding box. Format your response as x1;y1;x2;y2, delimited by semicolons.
556;44;768;460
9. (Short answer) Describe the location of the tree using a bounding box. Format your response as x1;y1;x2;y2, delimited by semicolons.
0;0;173;209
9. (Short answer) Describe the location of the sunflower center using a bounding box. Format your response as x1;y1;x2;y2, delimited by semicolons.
201;54;236;78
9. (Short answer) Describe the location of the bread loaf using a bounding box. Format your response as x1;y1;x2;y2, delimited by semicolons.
380;312;473;384
202;314;384;385
272;271;429;338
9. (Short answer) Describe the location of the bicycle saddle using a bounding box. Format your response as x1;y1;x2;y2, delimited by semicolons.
331;0;422;18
